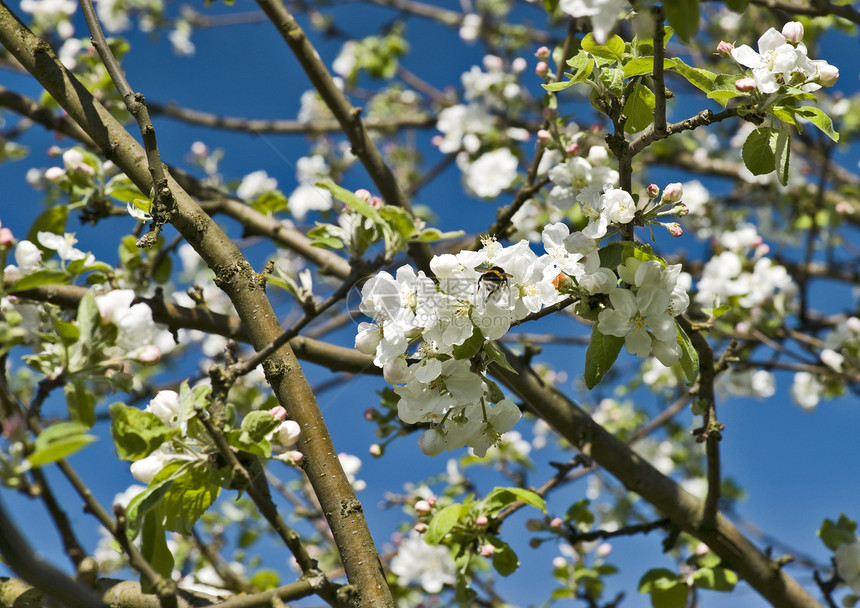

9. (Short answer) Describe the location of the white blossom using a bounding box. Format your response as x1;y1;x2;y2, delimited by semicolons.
390;531;457;593
559;0;628;44
463;148;519;198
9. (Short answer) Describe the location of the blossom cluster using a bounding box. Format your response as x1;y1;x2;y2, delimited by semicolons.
729;22;839;94
356;218;690;456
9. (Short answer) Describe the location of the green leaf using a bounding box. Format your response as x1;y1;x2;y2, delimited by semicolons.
667;59;717;95
622;82;656;133
676;323;699;384
125;479;173;541
140;511;173;592
622;57;676;79
487;537;519;576
581;33;625;61
775;123;791;187
818;514;857;550
542;80;576;92
741;127;779;176
153;464;221;535
565;499;594;530
28;421;97;468
65;380;96;427
482;342;517;374
315;179;383;225
249;570;280;591
725;0;749;12
410;228;465;243
483;487;546;515
109;402;177;461
650;584;689;608
76;291;101;347
26;206;69;255
51;316;79;345
453;327;485;360
692;567;738;591
664;0;699;42
584;325;624;389
425;504;468;545
378;206;415;240
251;190;288;214
796;106;840;142
639;568;682;593
240;410;280;442
10;269;71;292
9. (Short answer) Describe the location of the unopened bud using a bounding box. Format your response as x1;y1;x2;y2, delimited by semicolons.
816;63;839;87
542;107;558;120
647;183;660;198
364;408;376;421
525;518;543;532
427;496;437;507
512;57;527;73
414;499;432;515
673;203;689;217
190;141;209;156
666;222;683;237
535;46;550;61
549;517;563;529
269;405;288;421
716;40;734;55
369;443;383;457
735;77;757;92
835;201;853;215
476;515;489;526
0;227;15;249
137;344;161;364
846;317;860;333
529;538;541;549
44;166;66;182
537;129;552;145
564;142;580;156
354;188;372;201
413;522;428;533
480;544;494;558
287;450;304;465
535;61;549;78
781;21;804;45
47;145;62;157
552;556;567;569
662;182;683;203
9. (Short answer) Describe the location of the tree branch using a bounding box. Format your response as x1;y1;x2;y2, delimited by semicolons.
0;10;393;607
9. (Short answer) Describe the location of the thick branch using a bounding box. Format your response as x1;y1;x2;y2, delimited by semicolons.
488;344;822;608
0;10;392;607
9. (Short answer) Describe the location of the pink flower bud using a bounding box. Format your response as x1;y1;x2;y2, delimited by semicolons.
512;57;527;73
716;40;734;55
427;496;437;506
535;46;550;61
735;77;757;92
369;443;382;457
354;188;372;201
269;405;287;421
647;183;660;198
275;420;301;446
817;63;839;87
480;544;494;558
550;517;563;529
137;344;161;364
666;223;683;237
288;450;304;465
364;408;376;421
47;145;62;157
552;556;567;569
431;134;443;147
44;166;66;182
413;522;428;533
190;141;209;156
846;317;860;333
476;515;489;526
564;142;580;156
781;21;804;44
0;227;15;249
662;182;683;203
535;61;549;78
537;129;552;145
673;203;689;217
414;499;432;515
596;543;612;557
835;201;853;215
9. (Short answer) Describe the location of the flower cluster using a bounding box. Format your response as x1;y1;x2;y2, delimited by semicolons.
357;217;690;455
730;22;839;94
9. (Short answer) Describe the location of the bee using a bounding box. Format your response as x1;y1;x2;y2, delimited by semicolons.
476;264;512;302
